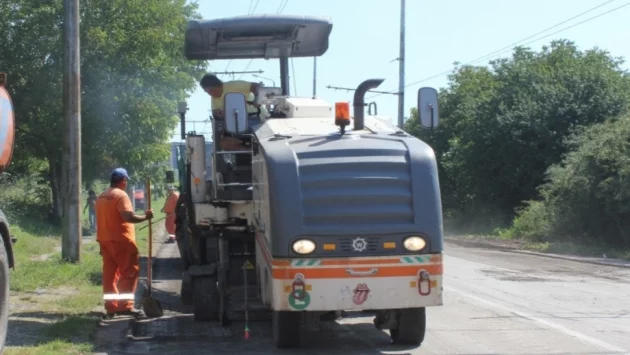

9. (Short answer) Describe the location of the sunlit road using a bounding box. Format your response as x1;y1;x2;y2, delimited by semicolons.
98;239;630;355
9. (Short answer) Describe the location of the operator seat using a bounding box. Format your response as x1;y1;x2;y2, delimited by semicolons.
211;91;258;201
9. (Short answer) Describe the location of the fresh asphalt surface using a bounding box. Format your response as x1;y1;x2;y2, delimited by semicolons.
97;236;630;355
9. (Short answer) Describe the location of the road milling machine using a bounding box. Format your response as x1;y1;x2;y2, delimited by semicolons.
170;14;444;349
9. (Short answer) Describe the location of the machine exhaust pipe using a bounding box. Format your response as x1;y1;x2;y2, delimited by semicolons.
353;79;385;131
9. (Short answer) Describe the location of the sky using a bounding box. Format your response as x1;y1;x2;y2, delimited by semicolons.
172;0;630;142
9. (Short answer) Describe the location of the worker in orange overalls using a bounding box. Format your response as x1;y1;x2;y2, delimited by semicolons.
161;185;179;243
96;168;153;318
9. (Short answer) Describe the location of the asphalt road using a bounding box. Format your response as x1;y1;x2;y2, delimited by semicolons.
97;238;630;355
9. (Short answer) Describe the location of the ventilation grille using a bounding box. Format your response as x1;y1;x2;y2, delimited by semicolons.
297;148;414;228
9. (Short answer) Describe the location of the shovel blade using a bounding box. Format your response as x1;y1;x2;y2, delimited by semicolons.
142;296;164;318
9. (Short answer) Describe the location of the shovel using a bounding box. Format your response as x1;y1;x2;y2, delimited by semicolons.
141;177;164;318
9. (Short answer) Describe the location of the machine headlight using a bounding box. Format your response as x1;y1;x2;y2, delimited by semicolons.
292;239;316;255
403;236;427;251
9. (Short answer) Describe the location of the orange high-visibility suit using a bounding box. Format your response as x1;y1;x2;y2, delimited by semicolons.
163;191;180;236
95;187;139;314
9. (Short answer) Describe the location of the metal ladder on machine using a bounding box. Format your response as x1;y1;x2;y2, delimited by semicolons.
213;132;270;328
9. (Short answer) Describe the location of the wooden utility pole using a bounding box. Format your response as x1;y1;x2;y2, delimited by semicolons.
61;0;82;262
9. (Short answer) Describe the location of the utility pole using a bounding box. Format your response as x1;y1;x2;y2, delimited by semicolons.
397;0;406;128
62;0;82;262
312;57;317;98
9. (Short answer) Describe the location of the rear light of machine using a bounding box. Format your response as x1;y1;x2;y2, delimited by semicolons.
292;239;316;255
334;102;350;126
418;270;431;296
403;236;427;252
383;242;396;249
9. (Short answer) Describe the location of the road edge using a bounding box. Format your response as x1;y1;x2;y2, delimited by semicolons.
444;236;630;269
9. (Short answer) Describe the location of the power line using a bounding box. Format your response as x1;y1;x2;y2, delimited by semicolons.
212;70;263;76
277;0;289;14
226;0;261;72
468;0;616;66
367;0;628;100
238;0;290;80
327;85;396;95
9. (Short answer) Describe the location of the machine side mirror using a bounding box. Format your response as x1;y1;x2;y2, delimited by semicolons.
165;170;175;184
417;87;439;128
224;92;249;134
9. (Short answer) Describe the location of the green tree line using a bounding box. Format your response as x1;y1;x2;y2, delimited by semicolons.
0;0;206;221
406;39;630;247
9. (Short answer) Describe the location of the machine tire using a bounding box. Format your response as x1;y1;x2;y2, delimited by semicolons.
390;307;426;346
192;276;219;321
180;277;193;306
0;239;9;353
272;311;301;349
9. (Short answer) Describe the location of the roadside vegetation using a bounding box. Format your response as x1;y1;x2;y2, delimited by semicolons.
406;40;630;259
1;0;199;352
1;176;168;354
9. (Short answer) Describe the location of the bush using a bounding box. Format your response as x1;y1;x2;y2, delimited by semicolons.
509;115;630;246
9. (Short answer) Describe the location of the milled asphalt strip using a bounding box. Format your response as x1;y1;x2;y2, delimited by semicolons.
445;286;629;353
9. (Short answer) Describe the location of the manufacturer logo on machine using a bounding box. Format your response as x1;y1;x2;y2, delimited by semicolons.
352;283;370;305
351;237;367;252
288;273;311;310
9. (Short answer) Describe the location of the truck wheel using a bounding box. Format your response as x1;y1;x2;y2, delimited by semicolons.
272;311;301;349
0;240;9;353
192;276;219;321
390;307;426;346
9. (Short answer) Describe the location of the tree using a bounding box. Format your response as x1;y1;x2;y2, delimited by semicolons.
0;0;206;220
510;114;630;247
405;40;630;228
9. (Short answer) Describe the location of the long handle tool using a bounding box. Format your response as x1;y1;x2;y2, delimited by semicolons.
141;177;164;318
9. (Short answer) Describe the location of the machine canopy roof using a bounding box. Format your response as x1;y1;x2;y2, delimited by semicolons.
184;14;333;60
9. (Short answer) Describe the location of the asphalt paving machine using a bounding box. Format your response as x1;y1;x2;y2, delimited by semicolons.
170;14;444;349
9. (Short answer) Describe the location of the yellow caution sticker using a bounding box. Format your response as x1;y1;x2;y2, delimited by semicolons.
242;260;255;270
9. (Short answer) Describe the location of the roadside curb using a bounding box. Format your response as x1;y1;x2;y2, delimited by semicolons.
444;237;630;270
507;249;630;269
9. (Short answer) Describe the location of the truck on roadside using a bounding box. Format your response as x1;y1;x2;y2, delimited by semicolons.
0;72;17;352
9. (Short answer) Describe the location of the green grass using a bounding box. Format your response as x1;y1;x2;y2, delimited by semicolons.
5;340;93;355
4;218;102;355
3;195;166;354
0;180;172;354
135;196;167;255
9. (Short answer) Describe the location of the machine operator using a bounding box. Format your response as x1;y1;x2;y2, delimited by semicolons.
199;73;261;151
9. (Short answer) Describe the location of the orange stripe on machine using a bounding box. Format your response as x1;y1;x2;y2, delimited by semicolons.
271;264;443;280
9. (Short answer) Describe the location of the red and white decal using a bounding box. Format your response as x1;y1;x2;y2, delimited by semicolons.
352;283;370;305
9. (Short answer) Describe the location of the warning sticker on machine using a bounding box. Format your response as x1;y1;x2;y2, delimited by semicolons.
241;260;255;270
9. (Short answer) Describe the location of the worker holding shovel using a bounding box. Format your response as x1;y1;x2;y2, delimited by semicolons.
96;168;153;319
161;185;179;243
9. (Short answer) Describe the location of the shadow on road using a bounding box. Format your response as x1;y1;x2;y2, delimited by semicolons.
7;311;100;348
